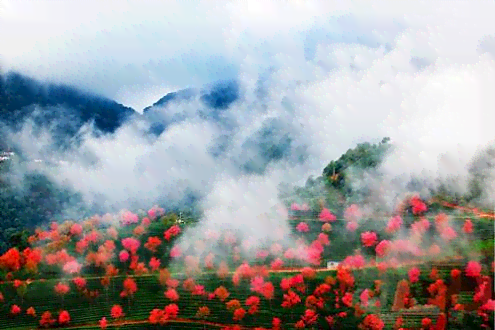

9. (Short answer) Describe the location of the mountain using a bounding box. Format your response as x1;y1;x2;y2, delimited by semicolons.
0;71;138;144
0;70;304;184
0;73;241;147
142;79;309;174
0;73;304;252
0;71;142;251
143;88;198;113
142;88;198;136
142;80;239;136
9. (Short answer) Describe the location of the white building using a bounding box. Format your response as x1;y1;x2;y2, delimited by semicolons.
326;261;340;269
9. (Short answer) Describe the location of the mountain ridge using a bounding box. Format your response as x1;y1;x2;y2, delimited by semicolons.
0;72;138;137
0;71;243;144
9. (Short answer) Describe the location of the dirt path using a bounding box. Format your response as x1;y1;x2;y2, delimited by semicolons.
434;200;495;219
1;256;464;286
50;317;265;329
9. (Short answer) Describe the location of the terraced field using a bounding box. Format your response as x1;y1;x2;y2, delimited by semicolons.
0;201;492;329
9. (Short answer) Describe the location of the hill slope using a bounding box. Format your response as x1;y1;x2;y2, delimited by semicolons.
0;72;138;146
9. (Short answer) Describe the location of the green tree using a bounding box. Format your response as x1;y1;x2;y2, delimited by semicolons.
322;137;391;194
281;138;391;212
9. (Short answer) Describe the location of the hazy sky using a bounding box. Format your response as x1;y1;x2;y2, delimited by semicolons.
2;0;493;111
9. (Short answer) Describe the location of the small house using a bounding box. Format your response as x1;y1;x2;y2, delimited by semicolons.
327;261;340;269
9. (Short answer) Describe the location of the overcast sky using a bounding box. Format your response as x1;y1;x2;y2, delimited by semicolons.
1;0;493;111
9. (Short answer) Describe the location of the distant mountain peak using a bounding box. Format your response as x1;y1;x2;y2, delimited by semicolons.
142;88;197;113
199;79;239;110
0;71;139;138
141;79;240;136
142;79;239;114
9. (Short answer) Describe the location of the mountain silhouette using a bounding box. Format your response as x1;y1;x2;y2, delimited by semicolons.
0;71;304;175
142;80;239;136
0;72;138;142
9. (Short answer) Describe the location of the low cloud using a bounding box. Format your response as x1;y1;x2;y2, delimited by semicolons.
1;1;494;255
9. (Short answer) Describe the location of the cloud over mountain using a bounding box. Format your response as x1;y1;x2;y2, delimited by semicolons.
1;0;494;222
